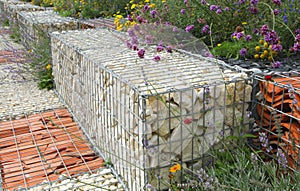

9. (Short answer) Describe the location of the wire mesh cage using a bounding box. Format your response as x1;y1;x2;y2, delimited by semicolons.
251;71;300;170
7;3;45;24
17;10;78;50
51;28;253;190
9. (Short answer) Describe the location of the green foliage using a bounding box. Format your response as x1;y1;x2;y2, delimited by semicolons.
212;41;258;59
26;27;53;90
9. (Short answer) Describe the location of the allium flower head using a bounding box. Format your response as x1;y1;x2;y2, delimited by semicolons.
166;46;172;53
143;4;150;12
185;25;194;32
181;9;185;14
137;49;145;58
245;35;252;41
210;5;218;11
239;48;247;57
250;0;258;5
156;45;164;52
216;9;222;14
153;55;161;62
272;61;281;68
236;32;244;40
250;6;258;14
202;24;210;34
260;25;269;35
272;0;282;6
273;9;280;15
150;10;157;18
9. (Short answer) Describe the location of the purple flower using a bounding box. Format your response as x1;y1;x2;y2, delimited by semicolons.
201;0;206;5
204;51;214;58
250;0;258;6
239;0;245;4
210;5;218;11
249;6;258;14
173;27;178;32
293;42;300;52
145;35;152;44
143;4;150;12
156;45;164;52
165;22;171;26
296;34;300;42
184;0;188;4
245;35;252;41
264;30;279;44
127;14;133;22
153;55;161;62
253;28;259;34
137;16;143;23
272;61;281;68
260;25;269;35
295;29;300;35
128;29;136;37
202;24;210;34
132;44;138;51
216;9;222;14
166;46;172;53
272;0;282;6
283;15;288;23
236;32;244;40
126;40;132;49
239;48;247;57
150;10;157;18
224;7;230;11
276;148;287;168
273;9;280;15
181;9;185;14
185;25;194;32
138;49;145;58
272;44;282;52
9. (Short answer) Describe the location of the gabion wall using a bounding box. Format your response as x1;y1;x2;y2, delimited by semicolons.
51;29;252;190
17;10;78;49
0;0;26;14
252;72;300;170
7;3;45;23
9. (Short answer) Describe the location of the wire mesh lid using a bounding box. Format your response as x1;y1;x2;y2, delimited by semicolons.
18;10;76;24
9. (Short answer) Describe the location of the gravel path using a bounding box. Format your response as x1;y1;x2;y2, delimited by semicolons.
0;24;126;191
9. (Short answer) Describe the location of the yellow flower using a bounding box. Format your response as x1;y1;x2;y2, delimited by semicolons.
149;3;155;8
260;53;265;59
242;22;247;25
254;54;259;59
144;0;150;2
263;42;268;48
115;15;123;19
46;64;51;70
131;4;137;9
116;24;123;31
255;46;260;52
263;50;268;55
259;39;264;45
217;44;222;47
268;56;273;61
169;163;181;173
162;0;166;2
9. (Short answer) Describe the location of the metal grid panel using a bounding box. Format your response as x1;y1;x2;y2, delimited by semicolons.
252;72;300;170
0;108;104;190
17;10;78;50
51;28;252;190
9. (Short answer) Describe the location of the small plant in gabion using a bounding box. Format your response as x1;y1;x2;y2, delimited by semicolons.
26;27;53;90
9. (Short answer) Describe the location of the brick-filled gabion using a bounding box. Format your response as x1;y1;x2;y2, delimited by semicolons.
17;10;78;49
51;29;252;190
252;72;300;170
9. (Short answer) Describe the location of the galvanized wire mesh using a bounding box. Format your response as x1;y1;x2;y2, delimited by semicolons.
251;71;300;170
51;28;253;190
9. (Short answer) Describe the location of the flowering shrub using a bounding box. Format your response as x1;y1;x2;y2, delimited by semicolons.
116;0;299;66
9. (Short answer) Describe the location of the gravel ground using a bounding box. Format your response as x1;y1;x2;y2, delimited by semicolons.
0;23;126;191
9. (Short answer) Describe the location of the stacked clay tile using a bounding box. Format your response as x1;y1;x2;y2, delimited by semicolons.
256;77;300;169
